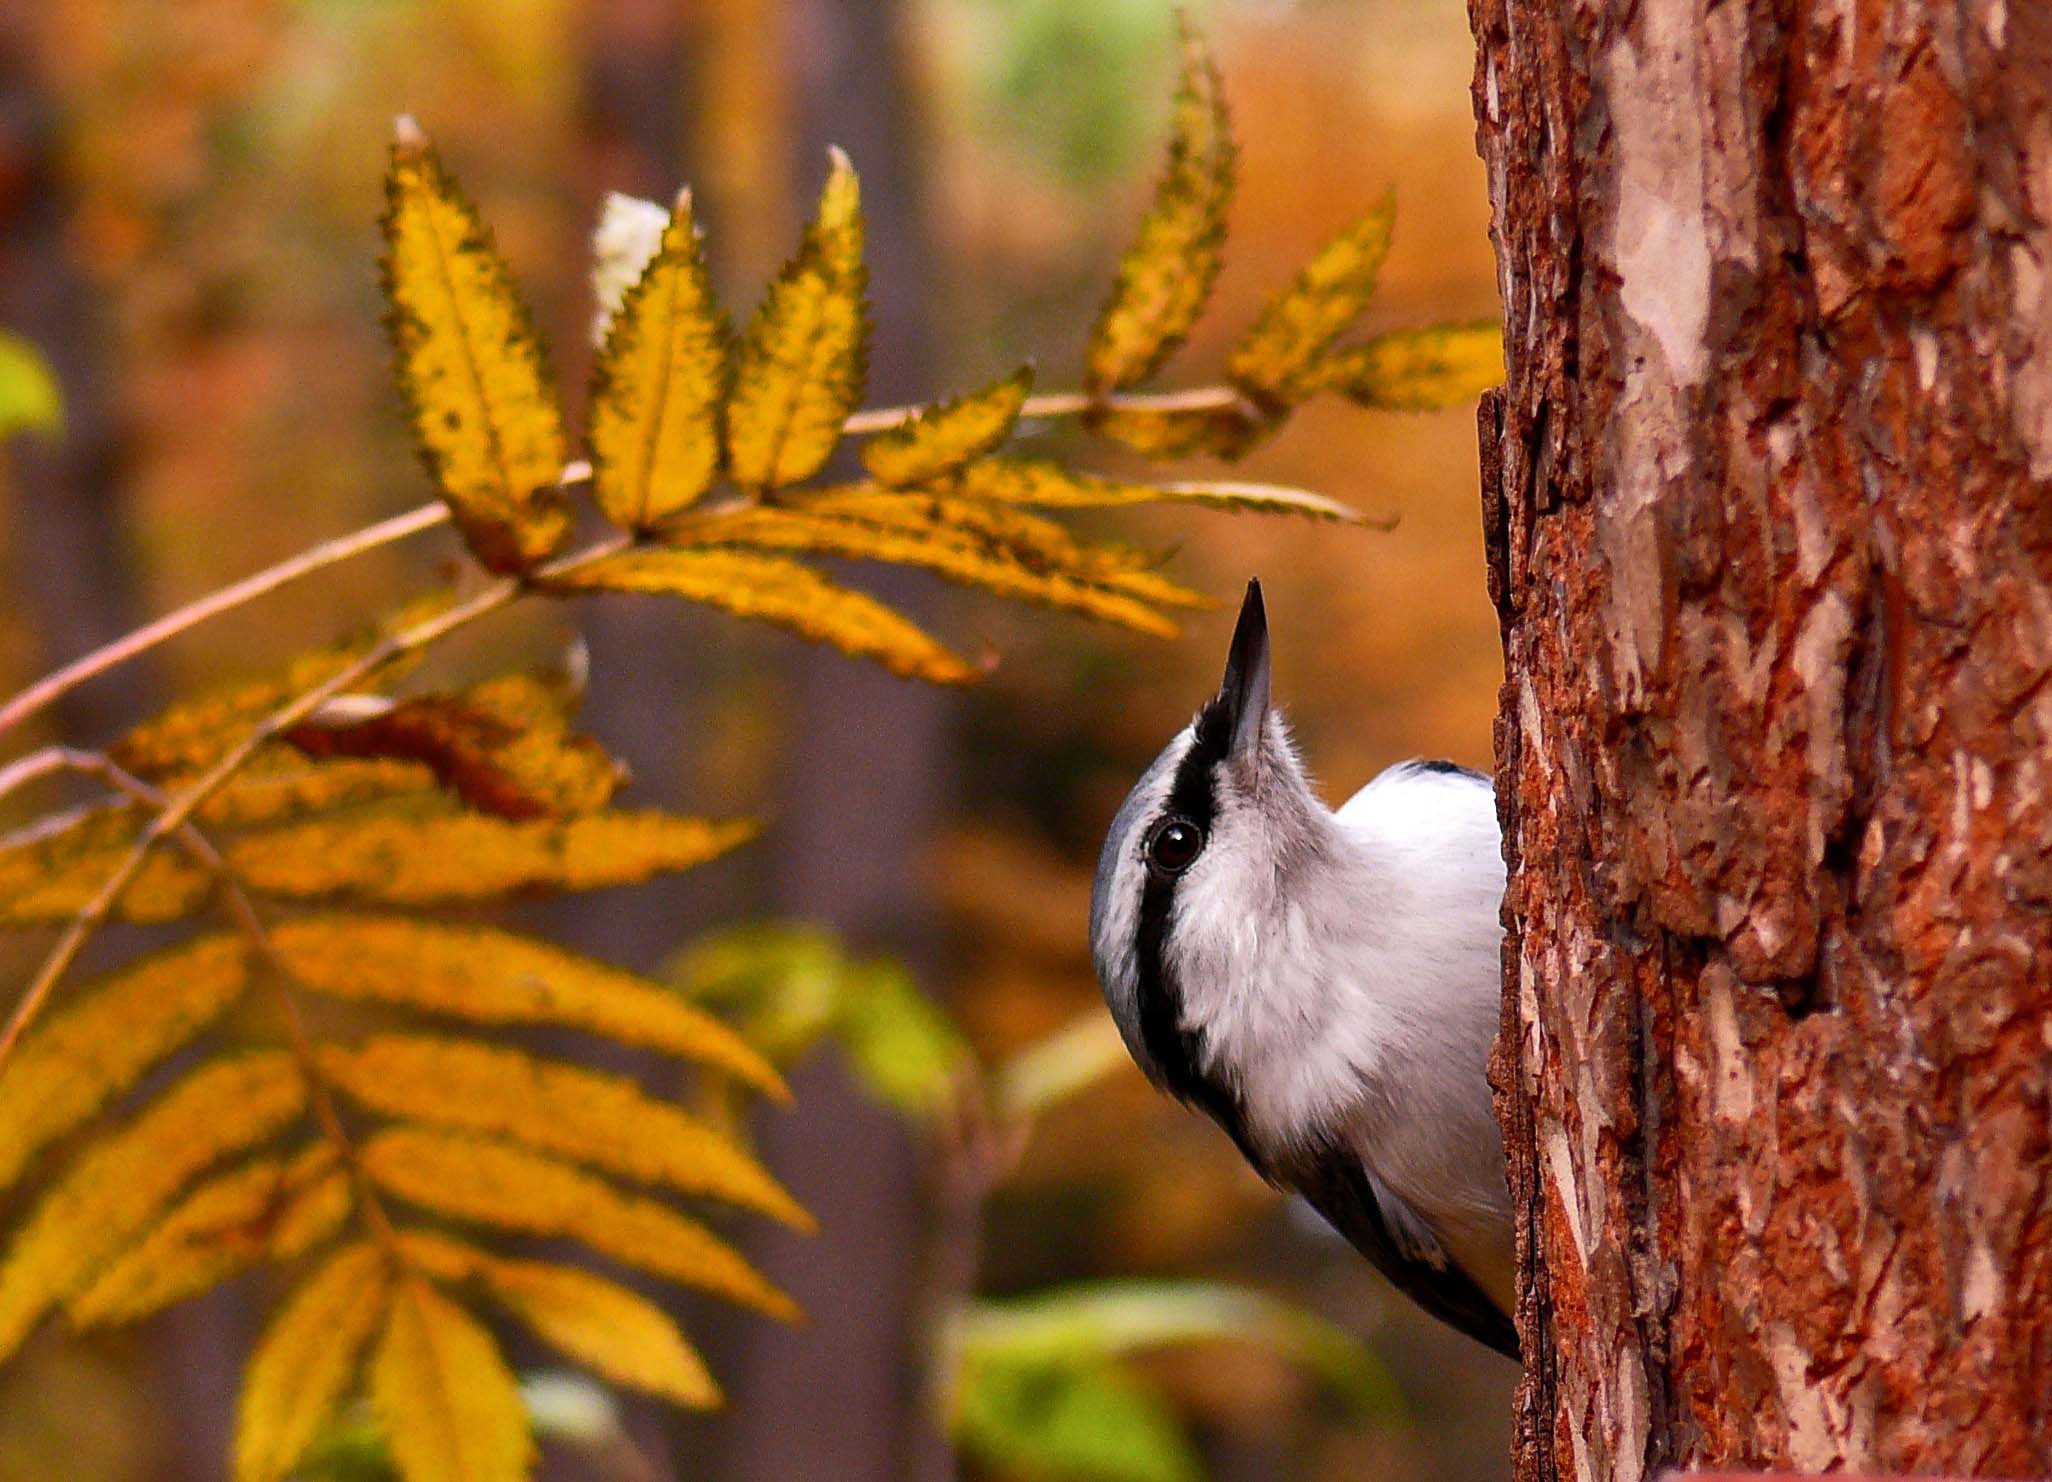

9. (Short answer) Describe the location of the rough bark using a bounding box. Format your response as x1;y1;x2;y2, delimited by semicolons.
1470;2;2052;1479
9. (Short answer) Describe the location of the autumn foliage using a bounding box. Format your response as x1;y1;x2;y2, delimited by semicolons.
0;22;1499;1482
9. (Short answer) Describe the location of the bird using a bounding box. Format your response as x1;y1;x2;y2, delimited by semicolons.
1088;578;1518;1359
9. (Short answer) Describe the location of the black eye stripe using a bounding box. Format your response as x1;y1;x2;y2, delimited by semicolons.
1127;707;1255;1167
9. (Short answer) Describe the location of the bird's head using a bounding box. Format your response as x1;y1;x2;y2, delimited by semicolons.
1089;579;1327;1103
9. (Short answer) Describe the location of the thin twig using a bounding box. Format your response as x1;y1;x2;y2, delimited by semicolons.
0;524;639;1067
0;747;79;810
0;386;1251;742
0;502;454;742
1;576;503;1066
33;749;258;934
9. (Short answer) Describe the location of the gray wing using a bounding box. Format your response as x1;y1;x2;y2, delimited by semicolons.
1291;1152;1520;1360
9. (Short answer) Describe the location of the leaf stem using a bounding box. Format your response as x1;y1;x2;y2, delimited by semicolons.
0;502;455;743
28;748;411;1253
0;538;614;1068
840;383;1247;436
1;526;640;1067
0;747;79;810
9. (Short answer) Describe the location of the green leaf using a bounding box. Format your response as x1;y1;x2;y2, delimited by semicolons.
954;1280;1402;1421
994;1013;1132;1122
954;1351;1201;1482
667;923;968;1116
834;960;969;1117
0;331;63;439
665;922;851;1064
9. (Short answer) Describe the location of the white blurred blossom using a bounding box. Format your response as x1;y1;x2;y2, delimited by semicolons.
589;192;671;345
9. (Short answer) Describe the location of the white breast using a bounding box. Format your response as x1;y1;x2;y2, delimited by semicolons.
1178;762;1515;1305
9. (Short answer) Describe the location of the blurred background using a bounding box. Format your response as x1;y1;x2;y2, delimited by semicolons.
0;0;1505;1477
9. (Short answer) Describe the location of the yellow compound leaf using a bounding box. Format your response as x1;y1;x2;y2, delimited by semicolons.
202;755;440;828
373;1275;532;1482
791;485;1160;578
724;150;868;489
106;593;455;782
950;457;1190;509
1318;320;1506;410
0;1052;306;1361
1085;17;1235;393
226;807;758;903
319;1036;811;1228
0;805;212;925
111;646;375;781
557;548;978;684
662;501;1180;637
383;122;570;573
398;1231;720;1409
0;936;253;1190
1084;401;1269;461
860;365;1033;487
235;1242;390;1482
286;674;626;820
1138;480;1374;522
361;1127;797;1321
954;457;1367;523
1226;193;1398;403
69;1147;351;1328
270;914;786;1098
589;190;730;528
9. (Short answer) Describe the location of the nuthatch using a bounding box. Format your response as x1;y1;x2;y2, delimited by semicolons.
1090;580;1516;1358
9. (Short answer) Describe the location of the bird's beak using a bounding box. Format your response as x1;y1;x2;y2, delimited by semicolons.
1218;578;1272;760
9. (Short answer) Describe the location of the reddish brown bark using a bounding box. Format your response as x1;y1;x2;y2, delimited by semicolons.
1470;1;2052;1478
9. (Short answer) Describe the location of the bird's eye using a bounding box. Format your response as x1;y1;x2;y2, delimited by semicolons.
1146;817;1205;874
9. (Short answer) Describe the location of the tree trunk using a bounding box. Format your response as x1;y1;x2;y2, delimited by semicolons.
1470;2;2052;1478
715;2;954;1480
